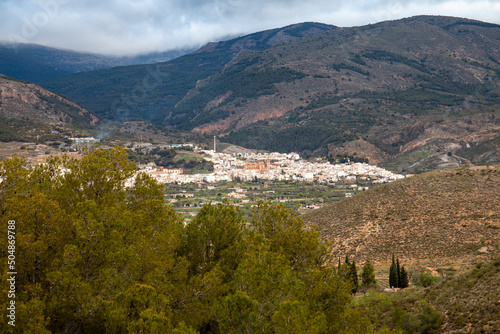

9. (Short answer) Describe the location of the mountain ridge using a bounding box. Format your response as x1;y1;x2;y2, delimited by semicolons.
42;16;500;168
42;22;335;124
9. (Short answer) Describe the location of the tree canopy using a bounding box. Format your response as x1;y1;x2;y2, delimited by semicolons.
1;147;396;333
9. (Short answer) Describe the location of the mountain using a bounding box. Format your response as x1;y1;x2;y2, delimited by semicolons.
185;16;500;164
0;43;193;83
0;74;98;142
42;22;336;123
302;164;500;264
43;17;500;167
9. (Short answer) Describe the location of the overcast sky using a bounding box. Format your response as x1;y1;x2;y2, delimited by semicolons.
1;0;499;56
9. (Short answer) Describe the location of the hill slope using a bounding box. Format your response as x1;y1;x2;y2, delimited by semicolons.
196;16;500;163
354;256;500;333
42;22;336;123
0;74;98;141
302;165;500;263
425;256;500;333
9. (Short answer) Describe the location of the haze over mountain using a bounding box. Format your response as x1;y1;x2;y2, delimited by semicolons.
43;16;500;169
0;43;194;84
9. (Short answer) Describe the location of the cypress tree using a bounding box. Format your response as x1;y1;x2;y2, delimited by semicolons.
389;263;397;288
396;258;401;288
400;265;409;288
389;254;398;288
338;257;350;281
350;260;358;294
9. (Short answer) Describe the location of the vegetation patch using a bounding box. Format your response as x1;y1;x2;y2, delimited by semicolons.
0;147;399;333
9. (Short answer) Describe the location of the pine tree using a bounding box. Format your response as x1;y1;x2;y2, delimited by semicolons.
343;255;350;279
361;258;376;287
400;265;409;289
337;256;350;281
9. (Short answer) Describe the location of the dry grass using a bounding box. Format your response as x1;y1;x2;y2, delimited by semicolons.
303;165;500;267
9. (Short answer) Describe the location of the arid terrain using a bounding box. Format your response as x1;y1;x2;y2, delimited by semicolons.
303;164;500;269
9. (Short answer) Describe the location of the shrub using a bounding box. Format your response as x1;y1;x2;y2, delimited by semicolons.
414;273;439;287
393;302;442;334
418;302;443;333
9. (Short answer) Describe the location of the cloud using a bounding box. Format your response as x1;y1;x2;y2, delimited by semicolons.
0;0;499;56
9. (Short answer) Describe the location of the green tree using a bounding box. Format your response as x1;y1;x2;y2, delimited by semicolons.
399;266;409;289
231;236;304;332
396;258;401;288
0;147;190;333
389;255;399;289
214;290;259;334
350;260;359;294
251;202;330;272
272;300;327;334
105;284;173;333
361;258;376;287
343;256;358;294
54;146;136;210
181;199;244;278
418;302;443;333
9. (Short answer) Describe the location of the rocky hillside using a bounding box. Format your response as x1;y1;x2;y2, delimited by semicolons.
0;74;98;141
42;22;336;123
302;165;500;263
197;16;500;165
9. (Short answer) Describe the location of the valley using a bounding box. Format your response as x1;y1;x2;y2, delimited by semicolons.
1;14;500;333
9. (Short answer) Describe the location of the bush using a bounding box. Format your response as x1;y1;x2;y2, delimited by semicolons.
418;302;443;333
414;273;439;287
394;302;442;334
